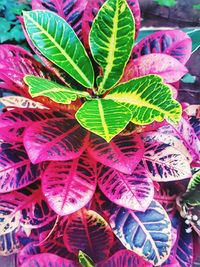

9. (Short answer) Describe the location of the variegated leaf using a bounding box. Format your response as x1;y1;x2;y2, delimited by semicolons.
23;115;89;164
79;251;95;267
89;0;135;92
109;200;172;266
23;10;94;88
141;141;191;182
189;116;200;140
87;133;144;174
97;163;154;211
0;96;46;110
64;209;114;263
42;153;97;215
106;75;182;125
0;142;45;192
0;228;20;256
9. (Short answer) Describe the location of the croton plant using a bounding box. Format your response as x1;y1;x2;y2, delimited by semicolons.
0;0;199;266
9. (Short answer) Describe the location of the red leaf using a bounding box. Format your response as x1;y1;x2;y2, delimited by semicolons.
64;208;114;263
23;115;89;163
122;54;188;83
0;142;45;192
82;0;141;48
132;30;192;64
42;153;97;215
88;133;144;175
97;163;154;211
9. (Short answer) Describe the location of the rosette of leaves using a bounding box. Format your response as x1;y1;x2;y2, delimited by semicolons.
0;0;199;266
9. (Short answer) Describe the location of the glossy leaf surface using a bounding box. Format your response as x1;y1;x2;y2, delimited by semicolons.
25;76;91;104
182;170;200;205
88;133;144;174
141;141;191;181
106;75;182;125
76;99;132;142
23;10;94;88
64;209;114;263
0;142;45;192
132;30;192;64
109;200;172;266
97;163;154;211
122;54;188;83
0;228;20;256
24;115;89;163
89;0;134;92
42;153;96;215
79;251;95;267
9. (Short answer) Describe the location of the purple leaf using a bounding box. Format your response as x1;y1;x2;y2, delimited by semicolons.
0;108;66;142
141;141;192;182
21;253;79;267
97;163;154;212
42;153;97;215
133;30;192;64
32;0;88;39
23;115;89;164
189;116;200;140
97;249;152;267
122;54;188;83
88;133;144;175
17;242;41;266
0;228;21;256
0;142;45;192
82;0;141;48
64;208;114;263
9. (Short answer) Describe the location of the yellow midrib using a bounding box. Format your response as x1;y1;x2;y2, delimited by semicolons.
98;100;110;142
30;86;89;97
25;12;91;87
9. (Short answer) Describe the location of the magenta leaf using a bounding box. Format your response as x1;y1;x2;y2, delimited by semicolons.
42;153;97;215
122;53;188;83
21;253;79;267
88;133;144;175
0;108;66;142
0;142;46;192
64;208;114;263
32;0;88;39
141;141;192;182
0;228;20;256
189;116;200;140
133;30;192;64
97;163;154;211
82;0;141;48
17;242;41;266
23;115;89;164
97;249;152;267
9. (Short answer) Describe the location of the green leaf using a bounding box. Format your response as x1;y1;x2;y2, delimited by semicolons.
182;170;200;206
181;73;196;84
23;10;94;88
89;0;135;93
187;29;200;53
78;251;95;267
154;0;177;7
75;99;132;142
24;76;91;104
193;4;200;9
105;75;182;125
0;18;11;43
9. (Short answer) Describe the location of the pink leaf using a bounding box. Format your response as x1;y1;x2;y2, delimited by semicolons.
97;249;152;267
87;133;144;175
0;96;46;110
21;253;79;267
82;0;141;48
122;54;188;83
133;30;192;64
97;163;154;212
0;108;65;142
0;142;46;192
42;153;96;215
23;115;89;164
64;208;114;263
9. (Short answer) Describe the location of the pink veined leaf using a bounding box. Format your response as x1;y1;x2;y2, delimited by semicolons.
97;249;152;267
132;30;192;64
0;181;56;235
17;242;41;266
97;162;154;212
141;141;192;182
0;72;27;96
189;116;200;140
0;108;66;142
0;227;21;256
0;142;46;193
161;256;181;267
121;53;188;83
64;208;114;263
87;133;144;175
42;153;97;216
82;0;141;48
23;115;90;164
32;0;88;39
21;253;79;267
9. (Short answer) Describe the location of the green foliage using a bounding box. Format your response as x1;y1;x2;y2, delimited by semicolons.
154;0;177;7
181;73;196;84
182;170;200;206
193;4;200;9
187;29;200;53
78;251;95;267
0;0;31;43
